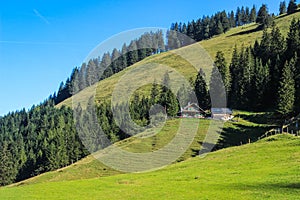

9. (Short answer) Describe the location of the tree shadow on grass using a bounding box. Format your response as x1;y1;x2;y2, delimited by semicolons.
238;112;280;125
226;25;261;38
213;124;271;150
191;142;219;157
276;10;300;20
230;182;300;191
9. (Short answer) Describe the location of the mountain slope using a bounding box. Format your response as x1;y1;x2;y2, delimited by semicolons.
7;111;273;186
57;11;300;108
3;12;299;199
1;134;299;200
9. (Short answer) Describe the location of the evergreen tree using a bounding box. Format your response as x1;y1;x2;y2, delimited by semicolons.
279;1;287;14
215;21;224;35
111;48;121;73
229;46;240;107
177;84;189;107
229;11;236;27
245;7;251;24
167;30;180;50
277;60;296;116
215;51;231;93
121;43;128;69
220;11;230;32
127;41;139;65
210;65;227;108
256;4;272;29
250;5;257;22
0;143;18;186
236;7;242;26
250;59;270;110
186;21;195;40
159;72;179;117
287;0;298;14
241;6;247;24
86;60;98;86
78;63;87;90
286;18;300;60
194;69;210;109
70;67;80;95
150;80;160;105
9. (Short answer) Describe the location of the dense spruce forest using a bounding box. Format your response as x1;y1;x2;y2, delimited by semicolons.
0;2;299;186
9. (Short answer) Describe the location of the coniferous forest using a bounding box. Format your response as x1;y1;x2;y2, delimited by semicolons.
0;2;300;186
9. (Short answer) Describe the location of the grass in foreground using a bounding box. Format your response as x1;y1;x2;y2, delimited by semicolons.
10;111;271;186
1;134;299;200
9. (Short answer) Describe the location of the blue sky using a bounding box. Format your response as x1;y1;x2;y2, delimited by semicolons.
0;0;281;115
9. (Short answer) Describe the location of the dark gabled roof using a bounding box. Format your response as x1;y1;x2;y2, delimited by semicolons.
211;108;232;115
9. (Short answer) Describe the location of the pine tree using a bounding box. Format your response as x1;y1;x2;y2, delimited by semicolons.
277;60;295;116
250;5;257;22
259;29;271;64
286;18;300;60
229;11;236;27
177;84;188;107
210;65;227;108
86;60;98;86
215;51;231;93
150;80;160;105
256;4;272;29
250;59;269;110
194;69;210;109
215;21;224;35
241;6;247;24
70;67;80;95
229;46;240;107
120;43;128;70
0;143;18;186
279;1;287;14
187;21;195;40
236;7;242;26
287;0;298;14
167;30;180;50
220;11;230;33
159;72;178;117
111;48;121;73
245;7;251;24
127;40;139;65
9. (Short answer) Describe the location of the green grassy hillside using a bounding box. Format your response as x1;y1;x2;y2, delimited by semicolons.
8;111;273;186
57;11;300;108
1;134;299;200
4;12;299;199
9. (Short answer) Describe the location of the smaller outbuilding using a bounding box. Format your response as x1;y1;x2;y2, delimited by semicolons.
211;108;233;120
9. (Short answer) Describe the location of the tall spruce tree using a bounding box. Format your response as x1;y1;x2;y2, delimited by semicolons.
0;143;18;186
210;65;227;108
229;46;240;107
256;4;272;29
250;5;257;22
215;51;231;93
280;1;287;14
287;0;298;14
277;60;296;116
159;72;179;117
194;69;210;109
250;59;270;110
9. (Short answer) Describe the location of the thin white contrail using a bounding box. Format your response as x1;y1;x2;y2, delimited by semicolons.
33;9;50;25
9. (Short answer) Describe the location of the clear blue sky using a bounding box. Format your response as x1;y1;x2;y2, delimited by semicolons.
0;0;281;116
